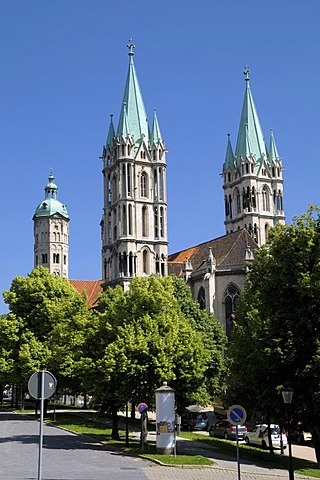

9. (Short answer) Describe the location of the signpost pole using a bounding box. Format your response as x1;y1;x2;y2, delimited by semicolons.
37;370;45;480
227;405;247;480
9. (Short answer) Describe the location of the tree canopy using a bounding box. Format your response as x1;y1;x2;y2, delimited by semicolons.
85;275;227;437
228;206;320;460
2;266;93;391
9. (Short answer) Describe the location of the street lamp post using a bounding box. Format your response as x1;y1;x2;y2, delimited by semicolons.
282;385;294;480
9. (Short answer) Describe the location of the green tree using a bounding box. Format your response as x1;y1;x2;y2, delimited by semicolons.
228;206;320;461
86;276;226;438
3;266;93;397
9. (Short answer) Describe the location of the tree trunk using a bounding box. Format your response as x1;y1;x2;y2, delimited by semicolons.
131;402;136;420
266;410;274;454
111;405;120;440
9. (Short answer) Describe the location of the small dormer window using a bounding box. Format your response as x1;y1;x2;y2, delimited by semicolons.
227;172;231;182
42;202;47;209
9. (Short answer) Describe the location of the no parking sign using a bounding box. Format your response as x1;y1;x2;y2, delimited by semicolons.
227;405;247;426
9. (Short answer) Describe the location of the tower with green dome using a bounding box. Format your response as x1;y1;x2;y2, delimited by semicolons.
100;41;168;289
222;66;285;246
33;172;69;278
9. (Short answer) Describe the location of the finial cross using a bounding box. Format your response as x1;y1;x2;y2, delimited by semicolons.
127;37;135;56
243;65;250;81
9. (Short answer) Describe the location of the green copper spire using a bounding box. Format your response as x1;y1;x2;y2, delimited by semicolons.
223;134;234;171
268;128;281;165
117;40;149;146
34;171;69;219
106;114;115;148
150;108;162;144
235;66;266;168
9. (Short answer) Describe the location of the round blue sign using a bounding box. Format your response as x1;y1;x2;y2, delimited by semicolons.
227;405;247;426
137;402;148;414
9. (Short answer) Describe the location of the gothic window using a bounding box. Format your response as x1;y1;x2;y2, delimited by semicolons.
129;252;134;276
197;287;206;310
35;255;38;265
251;186;256;209
143;249;149;274
228;194;232;219
42;253;47;263
108;176;111;203
122;205;127;235
64;255;66;265
234;188;241;214
104;258;107;279
278;190;283;211
112;175;117;203
127;164;132;196
108;213;112;240
272;167;275;177
123;252;128;276
142;206;148;237
161;254;165;277
228;171;231;182
156;254;160;274
251;163;254;173
160;207;164;237
128;204;132;235
265;223;270;241
253;224;258;243
107;155;111;167
127;145;130;156
225;284;240;341
245;162;249;174
225;195;229;216
122;144;125;156
154;207;158;237
154;169;158;200
153;149;156;160
140;172;148;198
262;185;270;211
122;165;126;197
158;168;163;200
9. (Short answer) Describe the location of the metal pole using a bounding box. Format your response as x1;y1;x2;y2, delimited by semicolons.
37;370;44;480
236;425;241;480
286;404;294;480
125;401;129;447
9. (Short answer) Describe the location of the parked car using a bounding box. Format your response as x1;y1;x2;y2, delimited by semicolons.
244;424;287;449
181;412;209;431
209;419;247;440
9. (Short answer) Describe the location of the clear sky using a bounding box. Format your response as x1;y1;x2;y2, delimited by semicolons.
0;0;319;313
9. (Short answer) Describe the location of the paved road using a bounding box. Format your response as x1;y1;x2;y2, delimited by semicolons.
0;411;315;480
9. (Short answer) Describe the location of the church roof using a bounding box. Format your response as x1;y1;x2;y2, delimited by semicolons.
33;172;69;220
235;66;266;168
117;40;149;145
70;279;104;307
168;229;258;276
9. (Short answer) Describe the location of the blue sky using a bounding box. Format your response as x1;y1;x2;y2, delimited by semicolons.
0;0;319;313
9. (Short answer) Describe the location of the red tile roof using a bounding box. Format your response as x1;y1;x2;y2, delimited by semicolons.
168;229;258;276
70;279;104;307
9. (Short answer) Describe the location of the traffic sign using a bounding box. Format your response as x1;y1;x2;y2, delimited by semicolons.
28;371;57;400
227;405;247;426
137;402;148;414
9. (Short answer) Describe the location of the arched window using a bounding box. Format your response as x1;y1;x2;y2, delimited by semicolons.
265;223;270;241
128;204;132;235
158;168;163;200
127;164;132;196
225;284;240;341
122;165;126;197
53;253;60;263
143;250;149;274
122;205;127;235
160;207;164;237
197;287;206;310
142;206;148;237
140;172;148;198
234;188;241;214
154;207;158;237
262;185;270;211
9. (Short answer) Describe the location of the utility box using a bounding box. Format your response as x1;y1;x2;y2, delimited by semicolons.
156;381;175;454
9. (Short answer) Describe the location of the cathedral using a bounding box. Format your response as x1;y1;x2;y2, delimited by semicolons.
33;44;285;338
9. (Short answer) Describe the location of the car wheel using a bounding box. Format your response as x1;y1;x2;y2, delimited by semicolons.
224;432;229;440
245;437;250;445
261;440;267;449
209;427;214;437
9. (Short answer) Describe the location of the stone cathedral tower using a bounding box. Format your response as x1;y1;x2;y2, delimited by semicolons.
100;41;168;289
222;67;285;246
33;172;69;278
